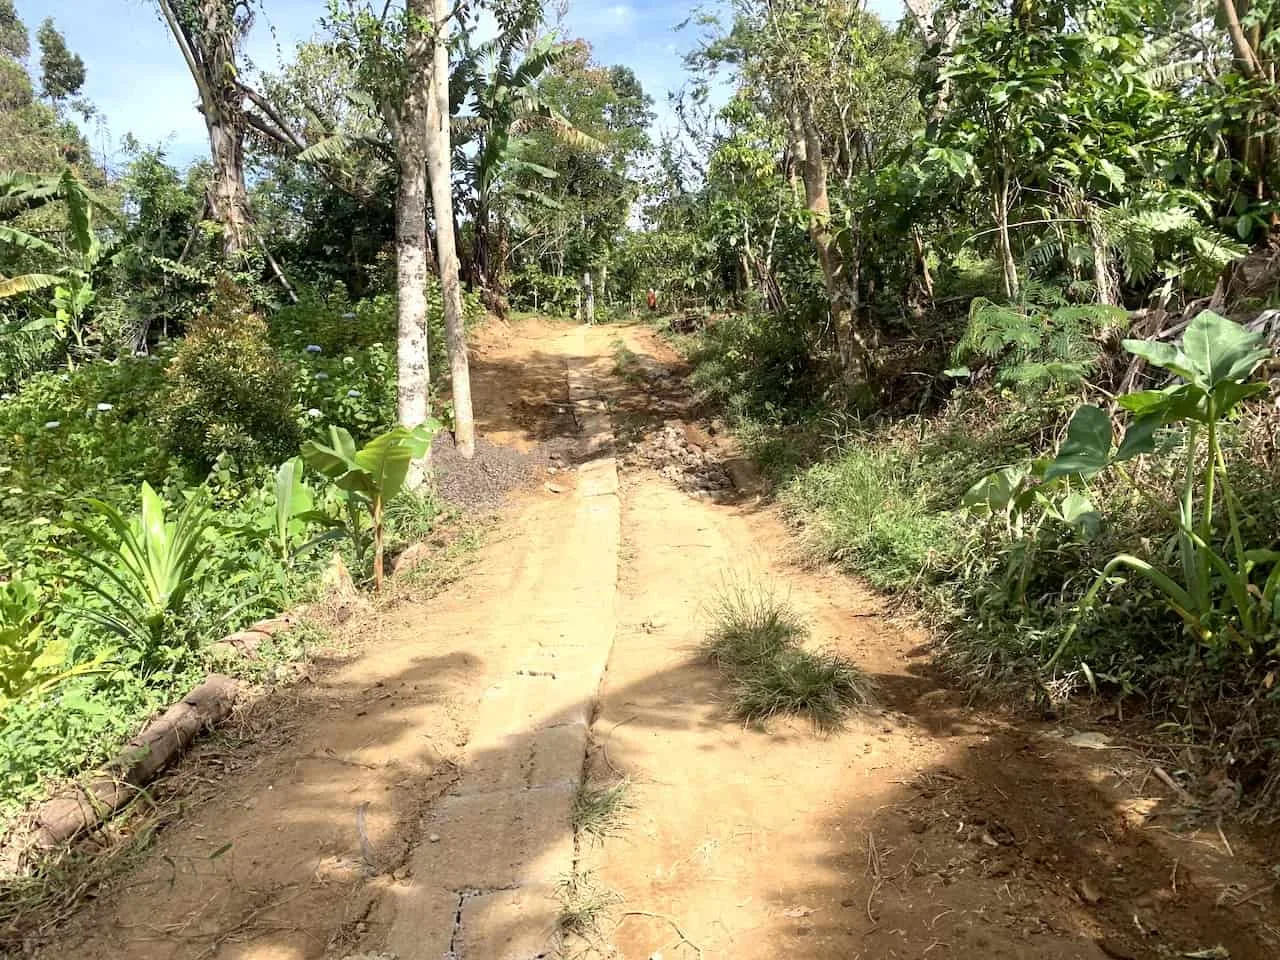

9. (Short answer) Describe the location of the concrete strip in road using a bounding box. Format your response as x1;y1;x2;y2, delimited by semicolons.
385;330;618;959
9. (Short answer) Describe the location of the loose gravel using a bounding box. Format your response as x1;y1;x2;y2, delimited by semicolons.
430;431;576;510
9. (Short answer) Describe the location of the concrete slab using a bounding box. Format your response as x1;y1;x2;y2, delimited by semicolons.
422;782;576;889
456;722;588;797
382;883;459;960
456;883;560;960
578;458;618;497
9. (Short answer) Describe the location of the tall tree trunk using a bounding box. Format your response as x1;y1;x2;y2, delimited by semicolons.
427;0;475;460
582;270;595;324
795;107;874;395
1087;208;1118;306
157;0;252;258
393;1;432;437
992;168;1019;300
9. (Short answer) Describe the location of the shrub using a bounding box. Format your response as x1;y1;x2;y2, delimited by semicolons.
160;280;301;474
687;310;819;422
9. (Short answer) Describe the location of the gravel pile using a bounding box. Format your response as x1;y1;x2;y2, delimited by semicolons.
628;422;732;497
430;431;575;510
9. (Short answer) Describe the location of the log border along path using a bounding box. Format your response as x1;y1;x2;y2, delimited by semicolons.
384;327;619;959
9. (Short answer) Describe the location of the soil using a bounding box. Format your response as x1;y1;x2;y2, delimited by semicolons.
16;317;1280;960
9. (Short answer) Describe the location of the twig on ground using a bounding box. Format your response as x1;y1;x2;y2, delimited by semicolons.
617;910;702;958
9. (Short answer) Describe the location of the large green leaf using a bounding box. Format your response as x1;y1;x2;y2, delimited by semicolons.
1182;309;1270;389
961;465;1029;515
1045;405;1113;480
354;428;415;504
1121;338;1199;384
300;426;361;480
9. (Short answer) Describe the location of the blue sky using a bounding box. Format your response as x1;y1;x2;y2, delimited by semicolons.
15;0;905;170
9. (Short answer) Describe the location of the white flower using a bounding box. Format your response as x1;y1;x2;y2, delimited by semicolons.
341;312;356;319
96;402;113;412
307;408;322;418
43;420;60;429
293;328;303;335
305;344;322;354
314;372;329;381
343;356;354;365
347;389;361;398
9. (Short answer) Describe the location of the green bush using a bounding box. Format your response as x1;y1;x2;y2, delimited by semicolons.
687;310;819;423
160;282;301;474
508;266;581;316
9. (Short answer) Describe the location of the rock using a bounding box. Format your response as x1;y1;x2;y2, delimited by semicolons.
544;482;565;494
391;541;435;576
220;630;266;658
1078;878;1103;904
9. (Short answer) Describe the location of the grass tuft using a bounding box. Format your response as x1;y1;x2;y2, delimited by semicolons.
703;580;807;669
556;871;620;937
571;779;631;843
703;579;872;729
734;648;875;730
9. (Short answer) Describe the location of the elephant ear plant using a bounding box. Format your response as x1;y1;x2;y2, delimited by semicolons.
300;421;442;591
1044;310;1276;667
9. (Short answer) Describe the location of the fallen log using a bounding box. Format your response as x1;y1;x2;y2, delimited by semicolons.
29;674;239;850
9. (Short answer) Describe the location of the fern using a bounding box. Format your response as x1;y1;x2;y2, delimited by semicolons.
953;299;1124;391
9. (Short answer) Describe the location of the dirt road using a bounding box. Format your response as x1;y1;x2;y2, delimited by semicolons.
30;319;1280;959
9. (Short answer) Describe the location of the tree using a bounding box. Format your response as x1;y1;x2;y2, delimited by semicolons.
36;18;85;103
426;0;475;458
155;0;254;257
453;18;597;308
0;0;27;60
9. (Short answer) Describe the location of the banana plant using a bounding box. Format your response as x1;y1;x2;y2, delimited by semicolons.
300;421;440;591
62;482;212;651
272;456;317;563
1044;310;1276;665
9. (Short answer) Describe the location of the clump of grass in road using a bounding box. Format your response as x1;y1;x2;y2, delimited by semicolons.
611;339;646;386
571;779;631;843
703;579;873;729
556;871;620;937
735;648;875;730
703;579;806;670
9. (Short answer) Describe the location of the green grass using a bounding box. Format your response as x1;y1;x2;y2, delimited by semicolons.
703;580;806;669
571;779;631;843
735;647;875;730
702;580;873;729
556;871;620;937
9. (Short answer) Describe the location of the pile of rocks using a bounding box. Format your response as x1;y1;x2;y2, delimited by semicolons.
630;422;733;497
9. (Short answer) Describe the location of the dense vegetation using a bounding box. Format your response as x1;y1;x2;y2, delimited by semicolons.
649;0;1280;798
2;0;1280;825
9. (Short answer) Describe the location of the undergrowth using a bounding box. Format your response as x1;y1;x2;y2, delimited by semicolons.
678;306;1280;809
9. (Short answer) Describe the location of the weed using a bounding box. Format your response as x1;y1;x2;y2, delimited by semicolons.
571;779;631;843
611;339;646;386
703;579;806;669
734;647;875;730
703;579;872;729
556;871;620;938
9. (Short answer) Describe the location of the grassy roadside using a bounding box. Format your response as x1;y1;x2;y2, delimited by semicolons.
664;312;1280;810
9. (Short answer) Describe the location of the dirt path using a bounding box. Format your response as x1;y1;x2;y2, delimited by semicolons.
28;319;1280;960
